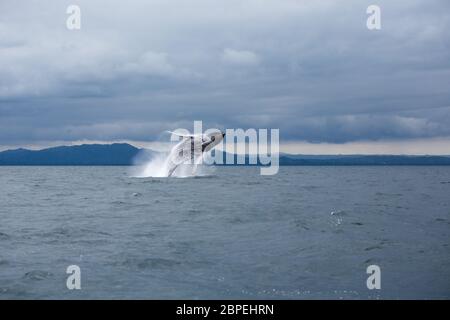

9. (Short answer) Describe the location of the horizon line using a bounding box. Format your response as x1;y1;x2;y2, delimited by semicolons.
1;141;450;157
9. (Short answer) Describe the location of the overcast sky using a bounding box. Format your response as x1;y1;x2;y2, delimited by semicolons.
1;0;449;153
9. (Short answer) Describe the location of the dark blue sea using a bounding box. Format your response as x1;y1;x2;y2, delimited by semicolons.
0;166;449;299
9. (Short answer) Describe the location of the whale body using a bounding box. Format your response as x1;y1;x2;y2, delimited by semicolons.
165;131;225;177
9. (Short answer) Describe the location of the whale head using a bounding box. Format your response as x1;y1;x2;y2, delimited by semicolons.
203;131;225;152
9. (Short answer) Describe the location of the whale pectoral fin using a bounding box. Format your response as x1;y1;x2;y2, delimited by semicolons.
167;131;202;138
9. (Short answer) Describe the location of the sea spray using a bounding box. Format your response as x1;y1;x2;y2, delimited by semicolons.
130;149;214;178
131;152;170;178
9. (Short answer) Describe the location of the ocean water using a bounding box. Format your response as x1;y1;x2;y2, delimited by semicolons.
0;166;449;299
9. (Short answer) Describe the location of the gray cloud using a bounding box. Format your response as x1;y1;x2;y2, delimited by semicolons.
0;0;449;147
222;48;261;66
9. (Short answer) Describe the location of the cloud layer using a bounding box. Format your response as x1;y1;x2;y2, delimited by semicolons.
1;0;449;148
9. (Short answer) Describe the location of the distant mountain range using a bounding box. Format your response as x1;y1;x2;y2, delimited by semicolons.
0;143;145;165
1;143;450;165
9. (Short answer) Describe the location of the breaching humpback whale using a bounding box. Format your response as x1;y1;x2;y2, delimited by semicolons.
166;130;225;177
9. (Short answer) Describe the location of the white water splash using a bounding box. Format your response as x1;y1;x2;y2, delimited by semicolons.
130;151;214;178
